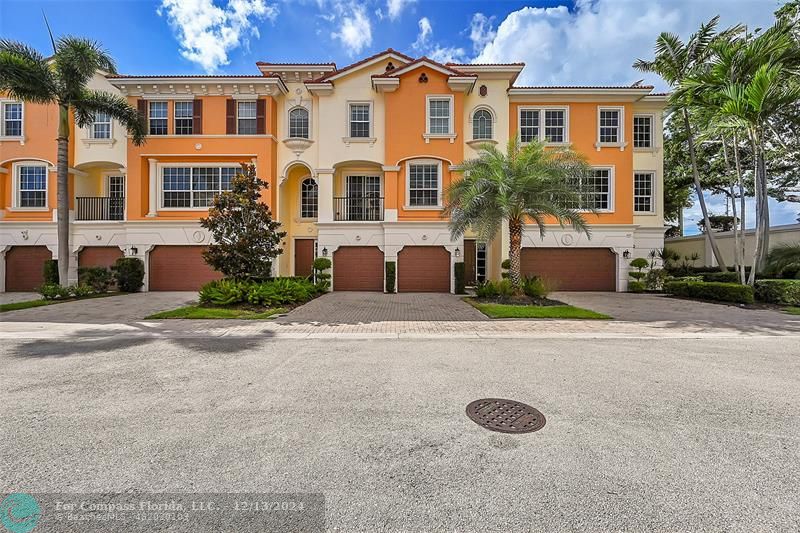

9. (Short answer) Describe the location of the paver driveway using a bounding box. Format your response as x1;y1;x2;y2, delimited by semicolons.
0;291;196;323
276;291;486;324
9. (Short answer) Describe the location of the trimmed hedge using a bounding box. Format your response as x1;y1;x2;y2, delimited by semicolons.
755;279;800;306
664;281;754;304
385;261;396;293
44;259;59;284
112;257;145;292
628;281;645;293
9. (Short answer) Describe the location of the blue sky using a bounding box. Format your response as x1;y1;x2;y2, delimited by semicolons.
1;0;797;231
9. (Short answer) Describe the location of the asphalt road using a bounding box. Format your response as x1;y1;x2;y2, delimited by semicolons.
1;336;798;532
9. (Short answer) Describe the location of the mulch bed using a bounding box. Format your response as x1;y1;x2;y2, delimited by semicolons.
471;295;566;307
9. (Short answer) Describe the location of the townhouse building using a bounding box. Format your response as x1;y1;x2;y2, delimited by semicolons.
0;49;666;293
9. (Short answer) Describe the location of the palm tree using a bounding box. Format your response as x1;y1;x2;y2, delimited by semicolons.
679;21;800;283
634;16;732;271
445;139;592;289
0;37;146;285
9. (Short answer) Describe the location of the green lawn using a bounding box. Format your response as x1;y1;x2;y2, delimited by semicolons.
146;305;286;320
0;299;55;312
783;306;800;316
467;299;611;319
0;292;117;313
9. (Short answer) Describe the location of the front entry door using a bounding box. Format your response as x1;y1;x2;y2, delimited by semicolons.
295;239;316;278
107;175;125;220
345;175;381;221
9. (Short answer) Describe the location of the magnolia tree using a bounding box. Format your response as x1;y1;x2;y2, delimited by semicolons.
200;164;285;281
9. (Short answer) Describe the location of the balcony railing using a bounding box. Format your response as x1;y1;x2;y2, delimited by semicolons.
76;196;125;221
334;196;384;221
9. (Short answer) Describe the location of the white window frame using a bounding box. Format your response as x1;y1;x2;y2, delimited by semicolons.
174;101;194;136
424;95;456;142
633;171;656;214
299;176;319;220
11;161;49;210
517;106;569;145
1;100;24;139
572;166;615;213
287;105;310;139
345;101;373;140
148;101;169;136
236;100;258;135
470;106;495;141
157;163;239;211
633;113;655;150
596;106;625;149
405;158;443;209
86;110;113;140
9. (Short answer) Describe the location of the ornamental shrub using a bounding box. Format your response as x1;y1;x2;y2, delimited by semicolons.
43;259;59;284
700;271;739;283
628;281;646;293
629;257;649;270
629;271;647;281
645;268;668;291
475;280;499;298
664;281;754;304
38;283;71;300
521;275;549;298
78;266;114;293
312;257;332;290
199;279;249;306
385;261;396;293
454;262;466;294
111;257;145;292
754;280;800;305
69;284;93;298
245;277;318;307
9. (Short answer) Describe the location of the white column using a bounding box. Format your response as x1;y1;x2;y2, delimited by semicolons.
147;158;158;217
316;169;334;223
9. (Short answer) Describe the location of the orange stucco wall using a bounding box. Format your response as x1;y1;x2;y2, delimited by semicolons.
125;95;277;220
0;99;72;221
384;69;464;221
509;101;634;225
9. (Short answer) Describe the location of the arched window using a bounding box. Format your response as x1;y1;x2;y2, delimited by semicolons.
289;107;309;139
472;108;493;140
300;177;318;219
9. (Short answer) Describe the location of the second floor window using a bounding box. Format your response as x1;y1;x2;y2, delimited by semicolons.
289;107;309;138
520;108;567;143
16;164;47;208
237;101;257;134
569;168;612;211
599;108;621;144
90;111;111;139
427;97;451;135
162;166;237;209
633;115;653;148
544;109;566;143
149;101;168;135
174;101;194;135
472;109;493;140
520;109;539;143
634;172;655;213
2;101;23;137
408;162;440;207
349;103;370;138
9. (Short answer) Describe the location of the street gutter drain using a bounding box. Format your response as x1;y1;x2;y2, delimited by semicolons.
465;398;546;434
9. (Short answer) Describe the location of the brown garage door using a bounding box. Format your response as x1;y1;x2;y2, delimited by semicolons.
398;246;451;293
333;246;384;291
521;248;616;291
5;246;52;291
78;246;123;269
149;246;222;291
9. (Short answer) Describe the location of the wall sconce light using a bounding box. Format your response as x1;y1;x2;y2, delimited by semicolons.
454;247;461;258
321;247;328;257
130;246;139;256
623;249;630;259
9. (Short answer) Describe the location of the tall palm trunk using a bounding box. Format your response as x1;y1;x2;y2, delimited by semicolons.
732;134;746;284
57;104;70;285
682;109;726;270
508;217;523;287
748;137;770;285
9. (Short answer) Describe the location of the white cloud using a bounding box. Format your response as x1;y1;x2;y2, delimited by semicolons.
387;0;415;21
472;0;777;89
331;4;372;55
413;16;432;50
159;0;277;72
428;46;466;64
468;13;495;54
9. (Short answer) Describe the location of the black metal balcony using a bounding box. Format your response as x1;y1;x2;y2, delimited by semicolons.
334;196;384;221
76;196;125;221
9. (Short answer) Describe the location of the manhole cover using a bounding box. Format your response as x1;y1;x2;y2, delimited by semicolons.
465;398;546;434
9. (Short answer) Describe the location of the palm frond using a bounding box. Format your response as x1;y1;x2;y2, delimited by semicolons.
73;89;146;145
0;39;57;103
54;36;117;102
